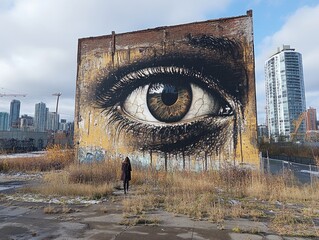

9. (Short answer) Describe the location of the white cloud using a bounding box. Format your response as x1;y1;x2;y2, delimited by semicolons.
0;0;231;121
255;4;319;123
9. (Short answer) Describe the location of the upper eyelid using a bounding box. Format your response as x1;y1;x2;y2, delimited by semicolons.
98;63;230;97
105;66;235;100
119;66;229;99
94;54;243;108
97;53;238;90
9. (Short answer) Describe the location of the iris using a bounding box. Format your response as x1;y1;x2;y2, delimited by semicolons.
147;82;192;123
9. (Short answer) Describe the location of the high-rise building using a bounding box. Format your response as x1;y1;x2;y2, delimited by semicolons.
265;45;306;141
47;112;59;131
0;112;9;131
257;124;269;143
306;107;317;131
34;102;48;132
9;99;21;128
59;119;67;131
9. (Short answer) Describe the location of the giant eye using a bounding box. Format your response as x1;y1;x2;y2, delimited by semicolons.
94;54;243;154
123;76;231;125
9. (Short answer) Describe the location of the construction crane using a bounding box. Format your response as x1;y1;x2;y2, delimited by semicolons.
290;112;307;142
0;93;26;97
52;93;61;114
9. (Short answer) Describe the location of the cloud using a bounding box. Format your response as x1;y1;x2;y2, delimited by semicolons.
255;4;319;123
0;0;231;121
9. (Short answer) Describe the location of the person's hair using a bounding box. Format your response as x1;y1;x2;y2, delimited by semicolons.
124;156;130;163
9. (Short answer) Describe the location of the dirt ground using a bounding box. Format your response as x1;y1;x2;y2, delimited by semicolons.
0;173;316;240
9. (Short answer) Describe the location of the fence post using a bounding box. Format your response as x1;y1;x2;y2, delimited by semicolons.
309;164;313;187
267;150;270;173
164;154;167;172
260;152;264;174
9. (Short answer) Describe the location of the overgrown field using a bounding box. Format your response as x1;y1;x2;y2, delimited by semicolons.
1;147;318;237
0;145;74;172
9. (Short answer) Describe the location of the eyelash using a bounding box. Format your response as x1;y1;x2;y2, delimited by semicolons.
94;64;237;153
96;65;235;112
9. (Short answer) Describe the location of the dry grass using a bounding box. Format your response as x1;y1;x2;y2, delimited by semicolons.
68;159;121;184
246;172;319;202
30;170;114;199
1;151;319;236
0;145;74;172
270;209;317;237
120;165;319;236
43;204;75;214
120;214;160;226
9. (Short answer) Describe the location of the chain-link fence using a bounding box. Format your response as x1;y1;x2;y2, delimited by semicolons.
261;157;319;184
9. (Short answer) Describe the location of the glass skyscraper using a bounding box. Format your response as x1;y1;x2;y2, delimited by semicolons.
34;102;48;132
47;112;59;131
265;45;306;141
0;112;9;131
9;99;21;128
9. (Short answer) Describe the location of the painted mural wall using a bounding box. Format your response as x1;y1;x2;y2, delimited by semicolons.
74;10;259;169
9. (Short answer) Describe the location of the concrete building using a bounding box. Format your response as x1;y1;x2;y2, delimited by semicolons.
9;99;20;129
0;112;9;131
257;124;269;143
47;112;59;131
0;130;48;151
59;119;67;131
265;45;306;141
20;114;34;130
34;102;48;132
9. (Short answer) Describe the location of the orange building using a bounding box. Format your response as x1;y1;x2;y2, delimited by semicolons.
306;107;317;131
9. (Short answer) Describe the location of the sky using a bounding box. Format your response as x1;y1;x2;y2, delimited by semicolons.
0;0;318;123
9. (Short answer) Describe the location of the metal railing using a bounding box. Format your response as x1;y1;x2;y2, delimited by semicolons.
261;157;319;185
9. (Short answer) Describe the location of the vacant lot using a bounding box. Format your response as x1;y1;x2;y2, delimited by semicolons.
0;147;318;239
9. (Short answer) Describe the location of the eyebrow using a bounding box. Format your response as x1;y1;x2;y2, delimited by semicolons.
186;34;241;59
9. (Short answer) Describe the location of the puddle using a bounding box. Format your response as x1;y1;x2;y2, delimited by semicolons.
0;182;24;192
0;151;45;159
0;186;21;192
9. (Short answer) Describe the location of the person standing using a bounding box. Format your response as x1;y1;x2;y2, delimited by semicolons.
121;157;132;194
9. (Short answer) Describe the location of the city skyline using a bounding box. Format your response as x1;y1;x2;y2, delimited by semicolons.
0;1;319;124
1;100;69;122
0;99;72;133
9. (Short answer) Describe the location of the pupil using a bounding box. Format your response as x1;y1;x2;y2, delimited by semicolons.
161;84;178;106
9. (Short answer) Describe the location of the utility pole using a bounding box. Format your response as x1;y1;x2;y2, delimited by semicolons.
52;93;62;144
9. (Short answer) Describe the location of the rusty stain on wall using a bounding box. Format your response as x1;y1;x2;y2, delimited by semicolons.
74;10;259;169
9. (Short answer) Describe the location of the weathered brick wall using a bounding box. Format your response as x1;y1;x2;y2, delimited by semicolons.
75;10;258;169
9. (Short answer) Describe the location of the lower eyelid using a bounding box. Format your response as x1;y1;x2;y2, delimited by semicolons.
110;112;235;152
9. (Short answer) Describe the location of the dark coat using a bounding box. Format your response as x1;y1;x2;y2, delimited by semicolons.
121;162;132;181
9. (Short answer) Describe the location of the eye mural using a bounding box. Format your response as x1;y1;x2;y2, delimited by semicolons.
75;11;259;169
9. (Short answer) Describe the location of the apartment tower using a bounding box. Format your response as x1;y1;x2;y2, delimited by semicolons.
9;99;21;128
0;112;9;131
265;45;306;141
306;107;317;131
34;102;48;132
